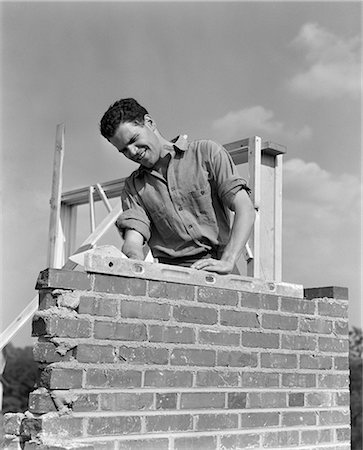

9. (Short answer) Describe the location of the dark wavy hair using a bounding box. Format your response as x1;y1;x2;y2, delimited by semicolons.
100;98;148;140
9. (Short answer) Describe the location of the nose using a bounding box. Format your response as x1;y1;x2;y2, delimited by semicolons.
125;144;138;158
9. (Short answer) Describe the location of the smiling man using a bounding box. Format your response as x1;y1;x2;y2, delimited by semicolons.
100;98;255;274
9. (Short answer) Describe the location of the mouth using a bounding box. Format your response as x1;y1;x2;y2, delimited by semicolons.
135;148;147;162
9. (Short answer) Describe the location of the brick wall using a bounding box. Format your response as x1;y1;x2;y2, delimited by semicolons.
3;256;350;450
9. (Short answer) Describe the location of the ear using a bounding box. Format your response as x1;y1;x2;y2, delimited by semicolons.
144;114;157;131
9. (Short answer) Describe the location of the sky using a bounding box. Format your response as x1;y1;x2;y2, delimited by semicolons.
0;0;361;347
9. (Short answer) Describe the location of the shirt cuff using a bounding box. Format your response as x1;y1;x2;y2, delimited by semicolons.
116;213;151;242
219;177;251;208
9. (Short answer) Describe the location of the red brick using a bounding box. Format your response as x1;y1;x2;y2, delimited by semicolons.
247;392;286;408
335;392;350;406
71;393;99;412
119;345;169;365
171;348;215;366
220;433;260;449
156;392;177;409
300;429;332;445
227;392;247;409
100;392;153;411
240;291;261;308
3;413;25;435
300;355;332;370
174;435;217;450
118;439;169;450
144;369;193;387
319;337;349;353
318;373;349;389
173;305;217;325
196;413;238;431
262;430;299;447
23;415;83;440
33;341;74;363
241;412;279;428
288;393;304;407
93;274;146;296
85;368;141;388
242;372;279;388
40;367;83;389
336;427;351;441
38;290;57;310
261;313;298;330
261;353;297;369
149;325;195;344
145;414;192;432
94;320;147;341
197;287;238;306
220;310;260;328
149;280;195;300
334;320;349;335
199;329;239;346
87;416;141;436
78;296;118;317
305;392;333;407
281;334;316;350
280;297;315;314
180;392;224;409
217;350;258;368
242;331;279;348
76;344;116;363
319;410;350;426
304;286;348;300
300;317;332;334
282;373;316;388
36;268;92;290
196;370;239;387
281;411;316;426
121;299;170;320
318;299;348;318
260;294;279;310
28;389;56;414
32;315;91;338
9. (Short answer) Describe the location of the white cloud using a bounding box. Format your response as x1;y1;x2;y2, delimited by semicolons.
288;23;361;99
211;106;312;143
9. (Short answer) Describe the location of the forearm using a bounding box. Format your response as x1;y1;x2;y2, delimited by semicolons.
122;229;145;261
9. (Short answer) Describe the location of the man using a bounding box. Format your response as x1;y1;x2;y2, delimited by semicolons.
100;98;255;274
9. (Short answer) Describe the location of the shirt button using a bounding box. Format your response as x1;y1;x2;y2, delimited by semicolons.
201;190;205;195
178;206;183;211
171;186;176;191
188;224;193;228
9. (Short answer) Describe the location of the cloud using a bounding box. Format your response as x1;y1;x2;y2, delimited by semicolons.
288;23;361;99
211;106;312;143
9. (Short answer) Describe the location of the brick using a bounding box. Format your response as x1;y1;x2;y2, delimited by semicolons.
227;392;247;409
121;299;170;320
76;344;116;363
220;433;260;449
55;290;81;309
149;325;195;344
304;286;348;300
36;268;91;290
38;290;57;310
334;320;349;335
281;411;316;426
100;392;153;411
170;348;215;366
319;337;349;353
3;413;25;435
87;416;141;436
318;373;349;389
300;355;332;370
318;299;348;318
300;429;332;445
119;346;169;365
199;329;239;346
180;392;224;409
262;430;299;447
282;373;316;388
217;350;258;368
173;305;217;325
196;370;239;387
33;341;74;363
93;274;146;296
241;412;279;428
72;393;99;412
85;368;141;388
240;291;261;308
78;296;118;316
260;293;279;310
247;392;286;408
242;372;279;388
145;414;192;432
196;413;238;431
306;392;333;407
156;393;177;409
118;439;169;450
280;297;315;314
335;392;350;406
94;321;147;341
220;310;260;328
281;334;316;350
336;427;351;441
262;313;298;330
334;356;349;370
288;393;304;407
32;315;91;338
261;353;297;369
300;317;332;334
319;410;350;426
197;286;238;306
174;435;217;450
40;367;83;389
23;415;83;440
242;331;279;348
29;389;56;414
144;369;193;387
149;280;194;300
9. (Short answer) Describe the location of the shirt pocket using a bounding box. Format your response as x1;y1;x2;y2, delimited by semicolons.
188;182;217;226
148;204;176;242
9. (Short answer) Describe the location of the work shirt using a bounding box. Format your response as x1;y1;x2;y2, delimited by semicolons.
116;136;250;264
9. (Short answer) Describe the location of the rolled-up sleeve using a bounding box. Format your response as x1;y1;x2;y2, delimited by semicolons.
115;179;151;242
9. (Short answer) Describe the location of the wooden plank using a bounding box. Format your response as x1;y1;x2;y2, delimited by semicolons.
47;124;65;268
274;154;283;281
96;183;112;212
60;204;77;260
89;186;96;232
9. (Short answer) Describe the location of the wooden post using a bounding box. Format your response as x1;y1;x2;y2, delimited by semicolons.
89;186;96;232
47;124;65;268
60;203;77;261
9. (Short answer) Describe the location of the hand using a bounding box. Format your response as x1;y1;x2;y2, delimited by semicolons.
191;258;234;274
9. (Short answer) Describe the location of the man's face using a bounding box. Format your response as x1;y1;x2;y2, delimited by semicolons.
109;118;162;169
